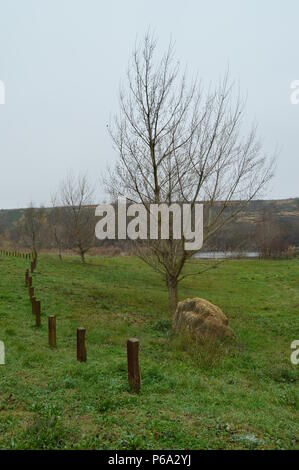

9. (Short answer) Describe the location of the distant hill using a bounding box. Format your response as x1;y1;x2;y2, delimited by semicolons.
0;208;26;234
1;198;299;250
217;198;299;250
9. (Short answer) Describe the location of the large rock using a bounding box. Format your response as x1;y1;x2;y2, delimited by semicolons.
173;297;234;340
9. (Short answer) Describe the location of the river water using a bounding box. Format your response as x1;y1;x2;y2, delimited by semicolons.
194;251;259;259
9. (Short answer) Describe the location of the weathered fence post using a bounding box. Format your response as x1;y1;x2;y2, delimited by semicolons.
31;297;36;315
30;261;34;273
48;315;56;347
127;338;141;393
35;300;41;327
25;269;29;286
28;276;32;287
77;327;86;362
29;286;34;300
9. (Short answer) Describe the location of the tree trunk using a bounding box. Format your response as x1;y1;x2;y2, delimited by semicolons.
58;242;62;260
166;274;178;314
80;250;85;264
32;236;38;267
55;230;62;260
33;249;38;268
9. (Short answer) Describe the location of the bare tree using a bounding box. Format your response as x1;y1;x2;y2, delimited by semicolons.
49;193;65;260
255;207;287;258
17;203;46;263
106;34;275;313
59;173;96;264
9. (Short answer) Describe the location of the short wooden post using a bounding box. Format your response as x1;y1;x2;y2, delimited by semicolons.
25;269;29;286
48;315;56;347
31;297;36;315
35;300;41;327
28;276;32;287
127;338;141;393
29;286;34;300
77;327;86;362
30;261;34;273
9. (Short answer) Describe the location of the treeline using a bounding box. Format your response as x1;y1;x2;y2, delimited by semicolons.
0;198;299;260
208;203;299;257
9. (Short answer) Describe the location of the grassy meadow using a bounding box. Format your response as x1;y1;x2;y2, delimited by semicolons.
0;253;298;449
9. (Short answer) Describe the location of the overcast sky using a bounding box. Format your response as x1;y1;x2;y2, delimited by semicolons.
0;0;298;208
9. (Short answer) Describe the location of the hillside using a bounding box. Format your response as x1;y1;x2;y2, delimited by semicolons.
1;198;299;250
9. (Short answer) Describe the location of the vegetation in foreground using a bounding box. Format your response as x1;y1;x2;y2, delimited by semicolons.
0;254;298;449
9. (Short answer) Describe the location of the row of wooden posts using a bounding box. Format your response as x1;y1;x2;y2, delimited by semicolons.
1;249;141;392
0;250;34;259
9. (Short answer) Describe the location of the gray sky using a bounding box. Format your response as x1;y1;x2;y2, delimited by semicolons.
0;0;298;208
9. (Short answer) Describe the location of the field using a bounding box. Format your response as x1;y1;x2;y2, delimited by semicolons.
0;254;298;449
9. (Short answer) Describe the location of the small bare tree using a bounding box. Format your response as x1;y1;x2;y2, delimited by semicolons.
59;173;96;264
49;193;65;260
255;207;286;258
17;203;46;263
106;34;275;313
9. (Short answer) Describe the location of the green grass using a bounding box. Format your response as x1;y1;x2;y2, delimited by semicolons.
0;253;298;449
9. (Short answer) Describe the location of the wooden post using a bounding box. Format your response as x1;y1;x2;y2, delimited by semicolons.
77;327;86;362
29;286;34;300
48;316;56;347
25;269;29;286
35;300;41;327
30;261;34;273
127;338;141;393
28;276;32;287
31;297;36;315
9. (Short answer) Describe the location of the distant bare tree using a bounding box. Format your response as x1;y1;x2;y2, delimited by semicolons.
105;34;275;313
59;173;96;264
17;203;46;263
49;193;65;260
255;207;287;258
